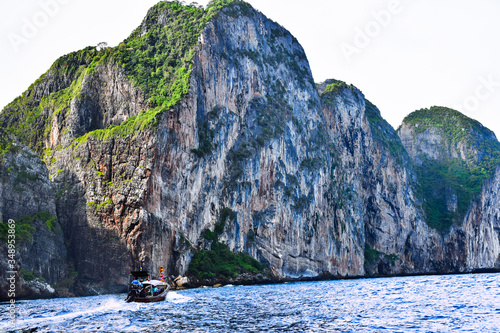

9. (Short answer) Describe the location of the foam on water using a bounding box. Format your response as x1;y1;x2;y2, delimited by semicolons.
166;291;192;304
2;296;138;331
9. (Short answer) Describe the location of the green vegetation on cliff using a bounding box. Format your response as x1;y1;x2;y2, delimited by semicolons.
0;47;96;154
364;243;382;268
114;2;205;109
75;0;240;141
0;211;56;243
21;268;47;283
0;131;20;158
403;107;500;234
403;107;500;169
191;207;265;280
188;241;266;280
364;243;400;271
402;106;495;145
415;159;486;234
323;81;348;95
365;99;407;165
202;207;236;241
319;79;359;107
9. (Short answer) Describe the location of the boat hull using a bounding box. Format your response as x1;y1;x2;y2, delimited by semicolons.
126;289;169;303
133;290;168;303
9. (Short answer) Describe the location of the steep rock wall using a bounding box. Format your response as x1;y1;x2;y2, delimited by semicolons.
146;3;364;279
49;130;155;294
463;166;500;270
33;58;152;294
398;108;500;272
0;142;68;300
320;83;445;276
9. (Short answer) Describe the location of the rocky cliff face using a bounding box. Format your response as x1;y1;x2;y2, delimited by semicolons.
463;167;500;269
1;1;499;298
0;137;68;300
398;107;500;271
147;2;366;280
319;82;448;276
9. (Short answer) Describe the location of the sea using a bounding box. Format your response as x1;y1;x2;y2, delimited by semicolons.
1;273;499;332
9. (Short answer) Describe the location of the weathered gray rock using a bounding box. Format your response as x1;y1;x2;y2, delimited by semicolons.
63;61;148;141
146;4;354;280
398;110;500;272
320;83;446;276
463;166;500;270
0;142;68;300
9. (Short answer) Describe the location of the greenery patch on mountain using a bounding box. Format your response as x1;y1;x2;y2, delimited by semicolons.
319;79;359;107
190;207;265;280
0;211;56;243
188;241;266;280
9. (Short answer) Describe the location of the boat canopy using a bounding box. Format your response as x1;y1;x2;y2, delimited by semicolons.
142;279;168;287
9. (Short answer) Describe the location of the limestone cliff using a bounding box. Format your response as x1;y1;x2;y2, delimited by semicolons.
398;107;500;271
320;81;450;276
0;135;68;300
148;1;361;280
0;1;499;298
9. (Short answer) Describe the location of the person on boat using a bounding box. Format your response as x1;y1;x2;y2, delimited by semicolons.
139;287;147;298
126;281;140;302
131;280;141;291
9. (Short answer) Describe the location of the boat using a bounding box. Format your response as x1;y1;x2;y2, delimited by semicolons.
125;268;170;303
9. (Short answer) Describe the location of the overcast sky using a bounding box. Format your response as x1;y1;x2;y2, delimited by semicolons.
1;0;499;137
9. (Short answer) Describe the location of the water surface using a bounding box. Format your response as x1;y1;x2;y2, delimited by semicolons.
1;273;499;332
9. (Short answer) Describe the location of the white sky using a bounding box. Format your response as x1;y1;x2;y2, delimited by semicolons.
1;0;499;137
